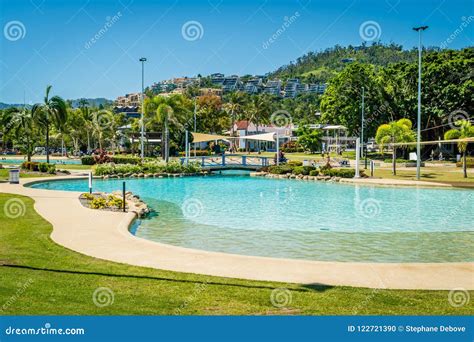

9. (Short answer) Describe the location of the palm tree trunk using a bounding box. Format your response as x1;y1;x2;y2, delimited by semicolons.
46;124;50;164
86;131;91;153
392;147;396;175
463;152;467;178
165;121;169;163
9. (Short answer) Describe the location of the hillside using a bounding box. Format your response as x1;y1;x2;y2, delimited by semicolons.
268;43;426;82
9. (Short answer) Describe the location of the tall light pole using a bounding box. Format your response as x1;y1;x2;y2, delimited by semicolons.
193;96;197;157
413;26;428;180
360;86;365;168
139;57;147;161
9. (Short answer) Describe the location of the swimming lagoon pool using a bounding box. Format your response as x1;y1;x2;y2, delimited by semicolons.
30;175;474;262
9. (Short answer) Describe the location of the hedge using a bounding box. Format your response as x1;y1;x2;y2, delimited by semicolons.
93;161;202;176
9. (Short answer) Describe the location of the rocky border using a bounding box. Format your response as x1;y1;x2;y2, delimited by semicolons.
79;191;150;217
251;171;344;182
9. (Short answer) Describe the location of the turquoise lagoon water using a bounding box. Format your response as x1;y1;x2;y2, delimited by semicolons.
30;174;474;262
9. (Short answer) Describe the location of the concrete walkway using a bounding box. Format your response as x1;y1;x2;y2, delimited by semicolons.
1;176;473;290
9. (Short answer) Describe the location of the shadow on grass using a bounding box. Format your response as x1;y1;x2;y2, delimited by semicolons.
0;263;333;293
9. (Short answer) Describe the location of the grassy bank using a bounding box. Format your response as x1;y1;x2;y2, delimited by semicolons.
0;193;472;315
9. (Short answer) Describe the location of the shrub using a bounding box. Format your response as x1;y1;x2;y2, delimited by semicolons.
281;141;304;153
321;168;355;178
107;195;124;209
81;156;95;165
268;165;294;174
90;197;107;209
111;156;141;165
21;161;39;171
47;164;56;174
82;193;95;200
456;158;474;168
93;161;201;176
178;150;210;157
288;160;303;167
38;163;48;173
309;169;319;176
292;166;315;175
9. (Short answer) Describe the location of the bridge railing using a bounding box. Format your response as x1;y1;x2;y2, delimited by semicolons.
180;154;270;168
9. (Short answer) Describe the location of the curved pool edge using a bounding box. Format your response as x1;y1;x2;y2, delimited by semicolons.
0;176;473;289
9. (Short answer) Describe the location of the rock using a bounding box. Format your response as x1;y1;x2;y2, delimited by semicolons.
144;174;151;178
103;175;109;180
303;175;309;180
138;173;144;178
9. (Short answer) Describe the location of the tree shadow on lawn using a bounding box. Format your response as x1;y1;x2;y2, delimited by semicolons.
0;263;333;293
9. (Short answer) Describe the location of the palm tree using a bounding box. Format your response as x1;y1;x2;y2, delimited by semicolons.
9;107;36;161
91;109;114;151
247;94;271;152
375;118;416;175
78;99;93;153
31;85;68;163
444;120;474;178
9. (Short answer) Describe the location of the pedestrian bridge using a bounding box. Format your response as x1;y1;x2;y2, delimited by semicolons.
180;154;272;171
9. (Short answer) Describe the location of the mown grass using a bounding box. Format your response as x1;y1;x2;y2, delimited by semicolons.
0;193;472;315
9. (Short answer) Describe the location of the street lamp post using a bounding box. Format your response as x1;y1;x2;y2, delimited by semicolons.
193;96;197;157
139;57;147;161
413;26;428;180
360;86;366;169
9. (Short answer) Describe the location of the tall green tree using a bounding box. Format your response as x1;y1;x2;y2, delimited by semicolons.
444;120;474;178
296;125;323;153
31;85;68;163
375;118;416;175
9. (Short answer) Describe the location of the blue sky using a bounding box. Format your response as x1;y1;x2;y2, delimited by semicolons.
0;0;472;103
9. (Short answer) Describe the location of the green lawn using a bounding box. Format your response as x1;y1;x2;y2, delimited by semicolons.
0;169;54;182
373;167;474;186
0;193;472;315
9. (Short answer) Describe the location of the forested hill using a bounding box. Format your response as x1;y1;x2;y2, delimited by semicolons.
268;43;431;82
